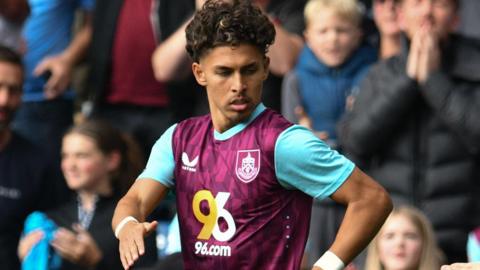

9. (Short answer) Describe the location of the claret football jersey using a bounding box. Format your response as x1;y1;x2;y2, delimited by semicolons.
139;103;354;269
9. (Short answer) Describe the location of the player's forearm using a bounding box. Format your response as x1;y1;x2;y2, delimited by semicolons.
112;179;170;232
329;184;392;264
112;194;145;232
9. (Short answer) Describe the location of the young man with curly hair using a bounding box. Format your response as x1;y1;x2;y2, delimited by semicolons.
112;1;393;269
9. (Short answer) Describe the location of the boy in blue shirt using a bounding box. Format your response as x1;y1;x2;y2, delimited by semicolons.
282;0;376;148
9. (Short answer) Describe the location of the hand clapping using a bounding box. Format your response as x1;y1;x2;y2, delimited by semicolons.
406;24;441;84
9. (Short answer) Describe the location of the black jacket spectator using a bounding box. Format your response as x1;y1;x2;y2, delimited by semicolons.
339;34;480;263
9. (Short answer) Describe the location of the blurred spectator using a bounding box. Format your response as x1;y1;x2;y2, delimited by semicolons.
18;120;157;270
372;0;401;59
87;0;200;162
0;0;29;51
12;0;94;178
86;0;206;225
282;0;376;146
282;1;377;267
339;0;480;263
0;45;63;270
364;206;444;270
258;0;307;112
152;0;307;113
361;0;402;60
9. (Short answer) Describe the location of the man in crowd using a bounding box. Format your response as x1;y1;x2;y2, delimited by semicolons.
0;45;63;270
339;0;480;263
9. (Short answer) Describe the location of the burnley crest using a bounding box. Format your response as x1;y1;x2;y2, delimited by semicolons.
236;149;260;183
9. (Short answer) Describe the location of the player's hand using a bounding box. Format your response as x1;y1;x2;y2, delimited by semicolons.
441;263;480;270
17;230;44;260
118;220;158;270
33;54;73;99
51;224;102;267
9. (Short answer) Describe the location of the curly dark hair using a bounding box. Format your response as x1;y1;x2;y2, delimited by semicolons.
185;0;276;62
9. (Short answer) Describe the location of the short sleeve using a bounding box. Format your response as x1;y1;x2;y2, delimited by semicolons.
467;229;480;262
138;124;177;188
275;125;355;200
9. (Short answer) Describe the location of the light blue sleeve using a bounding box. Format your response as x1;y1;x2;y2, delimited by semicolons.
138;124;177;188
275;125;355;200
467;231;480;262
165;214;182;255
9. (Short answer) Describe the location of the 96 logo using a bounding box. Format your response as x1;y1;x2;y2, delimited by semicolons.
192;190;236;257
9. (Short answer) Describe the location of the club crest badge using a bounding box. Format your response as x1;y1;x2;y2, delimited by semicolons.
235;149;260;183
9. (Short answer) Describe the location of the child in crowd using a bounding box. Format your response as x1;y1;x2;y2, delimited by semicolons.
18;120;157;270
365;206;444;270
285;1;378;267
282;0;377;148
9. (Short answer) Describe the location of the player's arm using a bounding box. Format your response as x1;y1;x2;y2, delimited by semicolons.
112;178;169;270
314;167;392;270
275;125;392;269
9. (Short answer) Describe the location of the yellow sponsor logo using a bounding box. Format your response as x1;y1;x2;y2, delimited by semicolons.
192;190;236;242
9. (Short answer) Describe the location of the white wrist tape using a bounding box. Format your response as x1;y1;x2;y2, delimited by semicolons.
314;251;345;270
115;216;139;239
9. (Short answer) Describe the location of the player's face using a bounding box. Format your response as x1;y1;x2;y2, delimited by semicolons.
398;0;458;40
304;9;362;68
61;133;118;193
377;214;423;270
0;62;22;131
192;44;269;132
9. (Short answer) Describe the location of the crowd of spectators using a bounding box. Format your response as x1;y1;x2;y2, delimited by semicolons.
0;0;479;269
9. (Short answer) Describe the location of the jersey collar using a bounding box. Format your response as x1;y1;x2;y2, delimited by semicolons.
214;103;266;141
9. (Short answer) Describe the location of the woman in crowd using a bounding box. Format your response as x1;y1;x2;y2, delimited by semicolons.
18;120;157;270
364;206;444;270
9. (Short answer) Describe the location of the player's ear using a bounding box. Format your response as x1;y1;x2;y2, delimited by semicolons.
262;57;270;80
192;62;207;86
